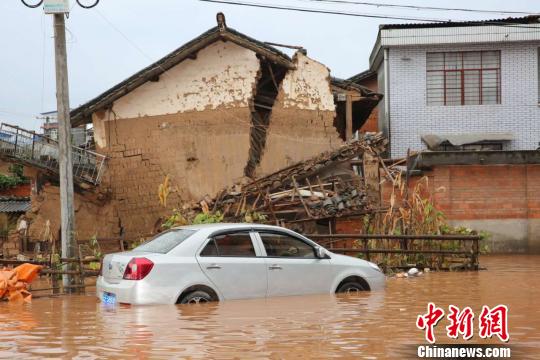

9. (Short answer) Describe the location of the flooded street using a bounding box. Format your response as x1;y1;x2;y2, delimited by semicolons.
0;255;539;359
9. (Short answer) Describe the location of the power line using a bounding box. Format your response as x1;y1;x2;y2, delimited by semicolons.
94;9;155;62
198;0;448;22
198;0;540;30
293;0;532;16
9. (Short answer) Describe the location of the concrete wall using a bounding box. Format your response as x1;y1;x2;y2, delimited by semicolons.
384;42;540;158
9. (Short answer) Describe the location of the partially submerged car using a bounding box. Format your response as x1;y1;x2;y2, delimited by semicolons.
97;224;385;305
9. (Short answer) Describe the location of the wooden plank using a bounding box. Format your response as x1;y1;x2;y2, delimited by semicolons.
345;94;353;141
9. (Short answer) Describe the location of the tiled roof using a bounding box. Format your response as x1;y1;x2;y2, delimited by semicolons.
0;196;31;213
347;70;376;84
380;15;540;30
70;18;294;127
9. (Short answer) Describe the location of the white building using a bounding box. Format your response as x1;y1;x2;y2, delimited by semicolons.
368;15;540;158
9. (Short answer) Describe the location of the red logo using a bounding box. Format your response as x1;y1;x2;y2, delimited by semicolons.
446;305;475;340
479;305;509;342
417;303;509;343
416;302;445;344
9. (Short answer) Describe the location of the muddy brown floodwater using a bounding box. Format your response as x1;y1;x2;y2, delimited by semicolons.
1;255;539;359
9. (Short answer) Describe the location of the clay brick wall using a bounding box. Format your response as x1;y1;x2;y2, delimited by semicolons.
336;164;540;253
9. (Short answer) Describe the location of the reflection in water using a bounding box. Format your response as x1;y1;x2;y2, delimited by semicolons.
0;255;539;359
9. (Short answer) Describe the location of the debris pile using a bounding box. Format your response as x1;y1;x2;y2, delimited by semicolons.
192;133;387;224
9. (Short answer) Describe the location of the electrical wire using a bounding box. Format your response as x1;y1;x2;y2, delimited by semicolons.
198;0;540;30
20;0;43;8
292;0;532;16
94;9;156;63
198;0;448;22
92;8;176;92
76;0;99;9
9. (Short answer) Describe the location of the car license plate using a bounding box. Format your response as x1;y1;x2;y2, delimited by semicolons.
102;292;116;305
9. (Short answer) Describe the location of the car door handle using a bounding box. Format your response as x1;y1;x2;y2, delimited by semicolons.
206;264;222;270
269;264;282;270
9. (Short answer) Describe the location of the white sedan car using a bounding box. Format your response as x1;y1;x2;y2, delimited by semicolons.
97;223;385;305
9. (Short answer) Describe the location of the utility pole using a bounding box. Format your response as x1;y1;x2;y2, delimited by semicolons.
52;12;77;290
21;0;100;290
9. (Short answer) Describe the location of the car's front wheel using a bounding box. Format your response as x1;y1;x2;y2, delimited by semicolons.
336;281;366;294
179;290;213;304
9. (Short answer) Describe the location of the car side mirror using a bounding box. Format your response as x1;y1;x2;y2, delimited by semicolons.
315;246;326;259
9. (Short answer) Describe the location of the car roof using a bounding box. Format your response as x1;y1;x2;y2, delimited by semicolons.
172;223;285;231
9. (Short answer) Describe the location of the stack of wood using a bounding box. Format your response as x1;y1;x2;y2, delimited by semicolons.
194;133;387;224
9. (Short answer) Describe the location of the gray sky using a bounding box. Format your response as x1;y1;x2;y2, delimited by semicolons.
1;0;538;130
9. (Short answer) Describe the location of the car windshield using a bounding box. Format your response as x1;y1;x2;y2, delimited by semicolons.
133;229;196;254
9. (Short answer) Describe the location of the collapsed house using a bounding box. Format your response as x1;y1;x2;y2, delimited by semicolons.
181;133;387;234
0;14;382;251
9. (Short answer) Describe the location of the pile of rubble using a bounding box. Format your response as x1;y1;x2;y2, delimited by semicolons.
190;133;387;224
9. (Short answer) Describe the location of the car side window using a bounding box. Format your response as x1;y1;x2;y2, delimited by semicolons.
200;239;218;256
200;232;256;257
259;232;316;258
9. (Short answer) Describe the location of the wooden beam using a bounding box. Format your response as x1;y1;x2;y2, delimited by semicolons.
345;94;353;141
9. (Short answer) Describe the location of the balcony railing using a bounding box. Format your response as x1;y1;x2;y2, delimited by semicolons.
0;123;106;185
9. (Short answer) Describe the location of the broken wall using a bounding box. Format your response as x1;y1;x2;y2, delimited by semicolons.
83;47;345;238
92;41;258;238
257;53;343;175
26;182;119;242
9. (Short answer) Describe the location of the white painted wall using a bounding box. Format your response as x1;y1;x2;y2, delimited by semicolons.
110;41;260;119
280;52;335;111
385;42;540;158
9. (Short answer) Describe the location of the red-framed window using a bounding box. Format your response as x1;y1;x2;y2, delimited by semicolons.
426;51;501;106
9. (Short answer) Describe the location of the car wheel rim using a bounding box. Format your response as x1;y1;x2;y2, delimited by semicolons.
187;296;208;304
344;287;361;293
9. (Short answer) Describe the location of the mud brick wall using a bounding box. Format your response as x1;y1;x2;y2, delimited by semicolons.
97;108;253;237
1;230;21;257
86;45;345;239
26;183;119;241
258;53;343;176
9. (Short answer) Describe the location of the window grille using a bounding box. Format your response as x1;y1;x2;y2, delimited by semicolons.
427;51;501;106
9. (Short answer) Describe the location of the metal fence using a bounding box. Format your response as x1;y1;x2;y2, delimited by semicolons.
0;123;106;185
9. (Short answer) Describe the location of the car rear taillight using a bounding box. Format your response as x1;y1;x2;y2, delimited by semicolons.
123;257;154;280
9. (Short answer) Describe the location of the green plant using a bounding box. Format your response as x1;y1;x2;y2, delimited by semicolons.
162;209;189;230
192;211;224;224
243;211;267;223
0;164;28;190
88;234;102;259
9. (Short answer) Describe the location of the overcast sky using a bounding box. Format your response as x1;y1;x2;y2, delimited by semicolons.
0;0;538;130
